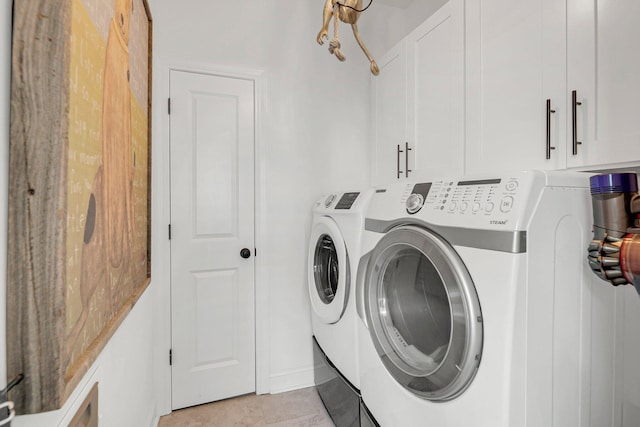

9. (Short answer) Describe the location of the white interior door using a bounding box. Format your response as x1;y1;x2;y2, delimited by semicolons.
169;69;255;410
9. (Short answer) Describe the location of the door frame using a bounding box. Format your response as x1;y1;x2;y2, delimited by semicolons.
153;62;268;415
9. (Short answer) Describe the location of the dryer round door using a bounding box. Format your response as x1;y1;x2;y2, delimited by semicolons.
364;225;483;401
308;216;350;324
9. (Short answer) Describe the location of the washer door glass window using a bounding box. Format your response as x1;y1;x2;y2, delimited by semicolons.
308;217;350;324
365;225;483;401
314;234;339;304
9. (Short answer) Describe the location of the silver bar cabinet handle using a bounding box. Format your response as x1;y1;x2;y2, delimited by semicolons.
546;99;556;159
572;90;582;155
405;142;412;178
397;144;403;179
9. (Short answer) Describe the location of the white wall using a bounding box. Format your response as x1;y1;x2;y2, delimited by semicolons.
1;2;158;426
150;0;405;415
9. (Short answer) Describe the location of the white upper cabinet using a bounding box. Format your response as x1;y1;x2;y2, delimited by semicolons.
567;0;640;168
408;0;465;182
466;0;640;174
372;39;408;184
372;1;465;185
465;0;566;174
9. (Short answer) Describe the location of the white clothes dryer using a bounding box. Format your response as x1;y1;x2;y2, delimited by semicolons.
308;189;374;426
355;171;623;427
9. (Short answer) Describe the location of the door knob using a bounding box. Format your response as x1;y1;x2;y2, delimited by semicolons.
240;248;252;259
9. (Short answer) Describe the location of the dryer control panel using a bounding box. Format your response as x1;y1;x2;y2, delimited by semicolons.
399;174;536;230
369;171;590;232
335;192;360;209
316;192;361;210
404;178;521;215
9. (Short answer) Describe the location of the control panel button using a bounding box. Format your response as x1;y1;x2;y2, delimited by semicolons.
500;196;514;212
460;202;468;212
406;193;425;214
324;194;336;207
505;181;518;191
472;202;481;213
485;202;495;212
449;202;457;211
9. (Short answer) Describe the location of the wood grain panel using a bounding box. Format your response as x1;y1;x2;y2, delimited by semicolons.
7;0;152;414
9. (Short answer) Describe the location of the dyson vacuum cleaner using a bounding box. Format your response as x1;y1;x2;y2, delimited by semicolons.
588;172;640;295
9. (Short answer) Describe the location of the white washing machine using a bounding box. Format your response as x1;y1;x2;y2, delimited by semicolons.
308;189;374;426
355;171;622;427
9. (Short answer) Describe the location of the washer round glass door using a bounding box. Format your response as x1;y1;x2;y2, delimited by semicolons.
365;225;483;401
308;216;350;324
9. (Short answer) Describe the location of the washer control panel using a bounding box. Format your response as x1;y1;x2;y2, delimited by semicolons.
335;192;360;209
404;177;523;219
318;192;362;210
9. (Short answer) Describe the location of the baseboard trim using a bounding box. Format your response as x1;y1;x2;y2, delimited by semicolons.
269;366;314;394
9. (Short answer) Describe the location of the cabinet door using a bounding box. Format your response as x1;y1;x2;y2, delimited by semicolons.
567;0;640;168
407;1;464;181
372;40;407;185
465;0;566;174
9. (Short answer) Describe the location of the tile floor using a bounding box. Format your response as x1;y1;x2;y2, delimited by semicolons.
158;387;335;427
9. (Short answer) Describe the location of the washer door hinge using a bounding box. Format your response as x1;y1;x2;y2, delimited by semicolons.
169;349;173;366
168;98;171;114
168;224;172;240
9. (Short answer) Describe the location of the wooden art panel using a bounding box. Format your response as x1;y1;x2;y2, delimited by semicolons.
8;0;152;413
